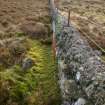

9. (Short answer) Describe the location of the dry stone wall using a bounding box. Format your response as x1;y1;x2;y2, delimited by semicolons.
55;15;105;105
49;0;105;104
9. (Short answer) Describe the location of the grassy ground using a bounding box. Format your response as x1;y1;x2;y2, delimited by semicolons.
0;0;61;104
0;39;61;105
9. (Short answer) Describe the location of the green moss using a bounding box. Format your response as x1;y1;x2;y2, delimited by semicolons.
15;32;25;37
101;55;105;61
0;39;61;105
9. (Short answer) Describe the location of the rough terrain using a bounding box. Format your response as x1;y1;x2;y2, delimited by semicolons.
0;0;61;105
0;0;105;105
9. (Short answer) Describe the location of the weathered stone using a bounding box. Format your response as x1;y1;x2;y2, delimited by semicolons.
63;80;82;99
22;58;34;71
74;98;86;105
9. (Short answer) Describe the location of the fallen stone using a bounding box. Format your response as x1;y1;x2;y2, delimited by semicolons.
22;58;34;71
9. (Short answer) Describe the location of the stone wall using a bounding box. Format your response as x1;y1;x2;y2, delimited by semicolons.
49;0;105;104
56;25;105;105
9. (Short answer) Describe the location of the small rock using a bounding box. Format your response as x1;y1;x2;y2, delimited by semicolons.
58;60;67;70
94;50;102;57
74;98;86;105
85;84;94;97
22;58;34;70
76;71;81;82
